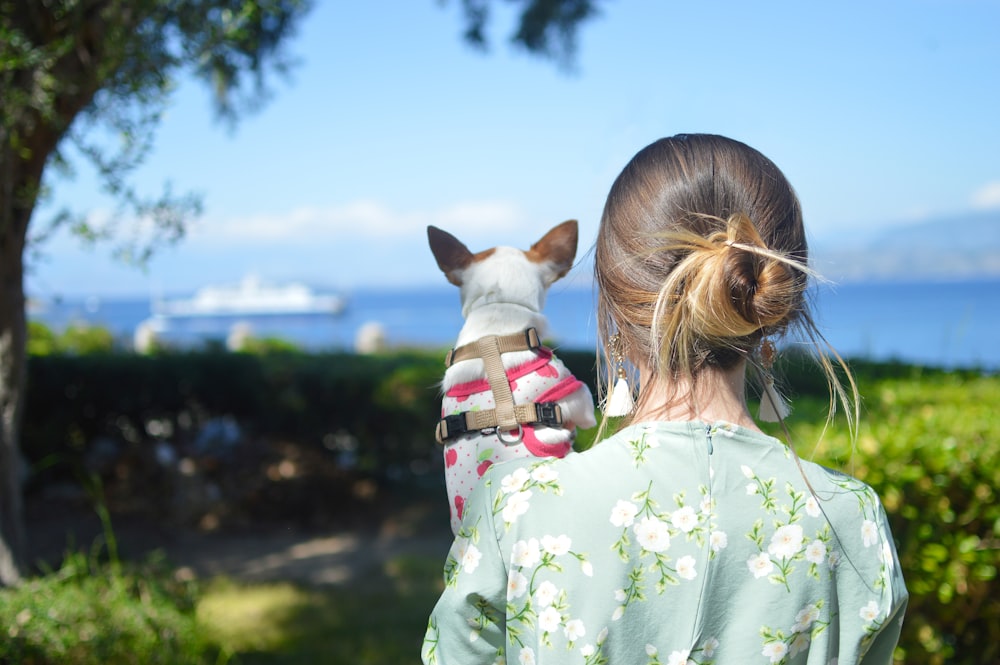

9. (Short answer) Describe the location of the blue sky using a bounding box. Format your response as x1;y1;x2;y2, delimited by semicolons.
27;0;1000;298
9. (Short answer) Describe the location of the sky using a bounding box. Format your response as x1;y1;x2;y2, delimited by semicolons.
26;0;1000;298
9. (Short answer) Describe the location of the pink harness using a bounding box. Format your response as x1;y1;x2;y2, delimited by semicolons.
441;348;582;533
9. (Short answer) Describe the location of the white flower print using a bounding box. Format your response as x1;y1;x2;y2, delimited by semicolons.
538;606;562;633
611;605;625;621
470;629;479;642
859;600;880;624
805;539;827;564
581;560;594;577
531;465;559;483
511;538;541;568
502;490;532;524
703;637;719;657
671;506;698;533
610;499;639;527
501;467;530;494
667;649;692;665
700;494;712;514
861;520;878;547
676;555;697;580
461;543;482;573
634;516;672;552
805;495;822;517
710;530;729;552
564;619;586;642
542;534;572;556
747;483;759;495
507;571;528;600
580;644;595;657
534;581;559;608
768;524;804;559
790;632;811;657
741;464;755;479
748;552;775;579
597;627;609;643
614;588;627;602
518;646;536;665
762;641;788;663
792;603;821;632
645;644;657;656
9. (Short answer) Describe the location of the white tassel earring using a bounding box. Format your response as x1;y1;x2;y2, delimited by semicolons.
758;338;791;422
604;333;635;417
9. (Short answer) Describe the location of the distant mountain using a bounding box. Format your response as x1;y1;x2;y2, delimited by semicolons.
811;210;1000;282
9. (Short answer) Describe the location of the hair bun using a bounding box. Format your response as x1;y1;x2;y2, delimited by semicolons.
722;245;796;330
675;213;799;341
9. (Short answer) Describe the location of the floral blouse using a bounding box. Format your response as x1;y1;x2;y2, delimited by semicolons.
422;421;907;665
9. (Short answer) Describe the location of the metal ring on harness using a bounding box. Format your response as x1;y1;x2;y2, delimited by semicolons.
497;424;524;444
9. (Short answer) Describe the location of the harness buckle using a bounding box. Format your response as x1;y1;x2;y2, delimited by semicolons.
535;402;563;427
437;413;470;442
524;327;541;350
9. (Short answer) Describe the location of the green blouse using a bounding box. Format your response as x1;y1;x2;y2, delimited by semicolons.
422;421;907;665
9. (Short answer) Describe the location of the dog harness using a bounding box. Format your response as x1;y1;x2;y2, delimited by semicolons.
438;328;585;533
435;328;568;443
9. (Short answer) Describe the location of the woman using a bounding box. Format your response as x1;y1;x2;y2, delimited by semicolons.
422;134;907;665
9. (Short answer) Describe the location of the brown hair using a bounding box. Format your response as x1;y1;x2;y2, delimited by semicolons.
595;134;856;429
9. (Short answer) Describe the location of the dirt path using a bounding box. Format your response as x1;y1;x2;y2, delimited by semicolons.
26;491;454;587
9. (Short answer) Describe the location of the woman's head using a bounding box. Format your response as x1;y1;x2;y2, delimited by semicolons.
592;132;862;433
596;134;810;375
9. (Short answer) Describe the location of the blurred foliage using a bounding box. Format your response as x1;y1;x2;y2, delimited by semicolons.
0;548;225;664
18;343;1000;665
21;348;449;483
28;321;115;356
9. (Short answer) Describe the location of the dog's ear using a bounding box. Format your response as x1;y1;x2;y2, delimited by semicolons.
428;226;474;286
528;220;579;283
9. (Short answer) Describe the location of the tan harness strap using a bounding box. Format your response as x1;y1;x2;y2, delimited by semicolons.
445;328;540;366
477;334;519;433
434;402;563;444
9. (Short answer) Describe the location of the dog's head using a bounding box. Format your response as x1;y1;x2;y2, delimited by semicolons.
427;220;579;316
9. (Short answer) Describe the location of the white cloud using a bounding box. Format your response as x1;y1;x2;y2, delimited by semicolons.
189;199;529;244
972;181;1000;210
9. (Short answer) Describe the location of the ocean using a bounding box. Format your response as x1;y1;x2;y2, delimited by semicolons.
27;278;1000;371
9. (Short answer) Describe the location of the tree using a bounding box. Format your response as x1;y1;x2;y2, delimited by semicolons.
0;0;313;587
458;0;601;68
0;0;598;587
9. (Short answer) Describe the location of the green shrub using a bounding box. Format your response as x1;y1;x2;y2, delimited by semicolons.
0;550;225;664
28;321;116;355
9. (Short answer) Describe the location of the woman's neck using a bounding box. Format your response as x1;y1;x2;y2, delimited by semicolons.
630;361;761;432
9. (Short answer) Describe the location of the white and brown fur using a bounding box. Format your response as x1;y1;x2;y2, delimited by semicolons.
428;220;597;532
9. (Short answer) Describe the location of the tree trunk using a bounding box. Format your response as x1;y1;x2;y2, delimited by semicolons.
0;155;30;587
0;87;63;586
0;4;110;586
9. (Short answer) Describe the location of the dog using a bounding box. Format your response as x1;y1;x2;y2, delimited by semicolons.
428;220;597;533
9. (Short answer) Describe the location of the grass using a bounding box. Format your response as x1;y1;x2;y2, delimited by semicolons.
0;549;225;665
197;555;444;664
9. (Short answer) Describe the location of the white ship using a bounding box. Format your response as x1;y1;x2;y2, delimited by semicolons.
152;275;346;318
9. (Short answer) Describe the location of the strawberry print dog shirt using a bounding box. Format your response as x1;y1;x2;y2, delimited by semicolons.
441;348;586;534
